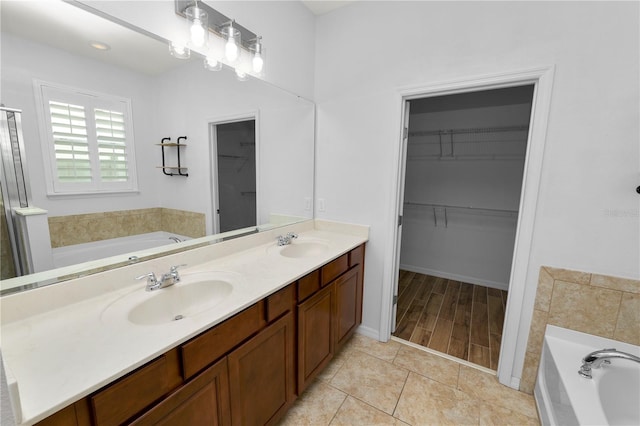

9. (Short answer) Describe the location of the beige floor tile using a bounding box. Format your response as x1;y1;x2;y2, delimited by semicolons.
394;372;479;425
347;333;403;362
330;396;408;426
457;366;538;419
393;345;461;387
479;402;540;425
317;345;352;382
330;350;409;414
279;380;347;426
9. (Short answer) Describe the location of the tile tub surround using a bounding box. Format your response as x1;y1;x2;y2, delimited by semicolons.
280;333;539;425
48;208;206;247
0;220;368;425
520;266;640;394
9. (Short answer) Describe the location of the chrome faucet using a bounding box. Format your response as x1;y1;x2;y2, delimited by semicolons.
578;348;640;378
276;232;298;246
136;264;186;291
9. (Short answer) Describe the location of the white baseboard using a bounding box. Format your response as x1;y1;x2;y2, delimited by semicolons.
355;325;380;341
399;264;509;291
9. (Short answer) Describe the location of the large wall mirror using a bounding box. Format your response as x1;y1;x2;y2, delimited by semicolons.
0;1;315;294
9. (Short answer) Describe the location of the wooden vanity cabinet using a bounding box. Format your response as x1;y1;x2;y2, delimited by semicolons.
129;358;231;426
228;312;295;426
297;244;365;393
37;244;365;426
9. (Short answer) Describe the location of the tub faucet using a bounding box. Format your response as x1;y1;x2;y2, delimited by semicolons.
276;232;298;246
136;264;186;291
578;348;640;378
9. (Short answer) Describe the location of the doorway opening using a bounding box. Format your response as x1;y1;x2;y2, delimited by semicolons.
210;118;257;233
392;85;535;370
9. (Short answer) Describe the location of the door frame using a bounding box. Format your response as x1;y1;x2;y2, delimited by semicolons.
208;111;260;234
383;66;555;388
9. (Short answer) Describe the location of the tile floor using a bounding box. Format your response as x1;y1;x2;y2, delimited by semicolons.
279;334;539;426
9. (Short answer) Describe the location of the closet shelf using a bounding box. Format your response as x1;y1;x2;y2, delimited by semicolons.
404;202;517;216
404;202;518;228
407;124;529;161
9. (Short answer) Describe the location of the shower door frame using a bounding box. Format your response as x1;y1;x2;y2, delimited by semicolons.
384;66;556;389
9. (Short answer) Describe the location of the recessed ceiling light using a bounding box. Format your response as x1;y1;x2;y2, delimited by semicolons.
89;40;111;51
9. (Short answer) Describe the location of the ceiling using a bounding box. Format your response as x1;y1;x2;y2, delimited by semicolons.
301;1;355;15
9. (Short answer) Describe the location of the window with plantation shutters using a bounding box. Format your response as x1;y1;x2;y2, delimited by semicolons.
36;81;138;194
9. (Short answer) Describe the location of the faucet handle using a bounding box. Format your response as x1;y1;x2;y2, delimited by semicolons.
170;264;187;273
136;272;158;283
286;232;298;239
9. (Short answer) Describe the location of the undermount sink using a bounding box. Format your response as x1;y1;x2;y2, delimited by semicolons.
102;272;236;326
270;239;331;258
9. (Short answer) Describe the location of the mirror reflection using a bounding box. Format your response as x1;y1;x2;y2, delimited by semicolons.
0;1;315;294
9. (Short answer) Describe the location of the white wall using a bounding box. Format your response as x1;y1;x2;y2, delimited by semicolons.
314;1;639;384
83;0;316;99
0;34;159;216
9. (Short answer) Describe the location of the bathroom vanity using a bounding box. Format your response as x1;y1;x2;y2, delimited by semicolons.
1;221;368;426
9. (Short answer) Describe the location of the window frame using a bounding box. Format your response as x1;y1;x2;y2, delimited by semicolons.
34;80;138;196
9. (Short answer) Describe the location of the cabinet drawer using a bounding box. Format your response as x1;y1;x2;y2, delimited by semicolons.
90;349;182;426
349;245;364;268
266;284;295;323
297;270;320;302
182;303;265;380
320;254;348;287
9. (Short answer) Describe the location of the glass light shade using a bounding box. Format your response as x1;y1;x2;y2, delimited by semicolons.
221;21;241;63
249;37;264;75
204;56;223;71
169;42;190;59
235;68;247;81
185;5;208;48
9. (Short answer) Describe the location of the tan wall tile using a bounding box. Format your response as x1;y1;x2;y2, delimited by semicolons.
525;309;549;355
548;280;622;338
614;292;640;345
591;274;640;294
520;350;541;395
534;267;554;312
543;267;591;285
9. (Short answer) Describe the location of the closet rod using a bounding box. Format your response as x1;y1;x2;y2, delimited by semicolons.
403;201;518;216
408;124;529;137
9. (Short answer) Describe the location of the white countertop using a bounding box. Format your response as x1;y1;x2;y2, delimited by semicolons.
0;220;368;425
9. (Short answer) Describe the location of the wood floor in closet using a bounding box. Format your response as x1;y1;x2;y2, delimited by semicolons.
392;270;507;370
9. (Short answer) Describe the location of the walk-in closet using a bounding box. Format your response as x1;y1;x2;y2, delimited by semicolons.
393;85;535;370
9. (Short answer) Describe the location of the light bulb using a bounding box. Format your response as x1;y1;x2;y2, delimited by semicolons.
190;19;206;47
252;52;263;74
205;56;222;71
169;42;190;59
235;69;247;81
225;38;239;62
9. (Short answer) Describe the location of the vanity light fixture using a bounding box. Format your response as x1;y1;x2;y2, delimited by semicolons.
174;1;265;77
204;56;223;71
185;0;208;48
169;41;190;59
221;20;240;63
249;37;264;74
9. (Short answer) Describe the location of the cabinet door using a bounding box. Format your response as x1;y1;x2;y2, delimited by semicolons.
334;267;361;351
228;312;295;426
130;357;231;426
297;284;334;393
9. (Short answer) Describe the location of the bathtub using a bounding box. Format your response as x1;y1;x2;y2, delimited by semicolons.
52;232;190;268
535;325;640;426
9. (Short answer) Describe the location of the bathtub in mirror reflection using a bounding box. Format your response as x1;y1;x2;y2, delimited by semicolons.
0;1;315;294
